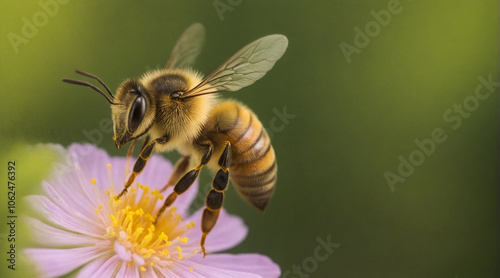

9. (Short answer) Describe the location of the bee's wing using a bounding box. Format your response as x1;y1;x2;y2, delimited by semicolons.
184;35;288;98
165;23;206;69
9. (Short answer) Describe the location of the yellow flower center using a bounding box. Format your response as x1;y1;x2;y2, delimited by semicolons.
93;164;197;271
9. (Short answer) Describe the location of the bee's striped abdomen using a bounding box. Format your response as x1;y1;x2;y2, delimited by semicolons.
207;100;277;211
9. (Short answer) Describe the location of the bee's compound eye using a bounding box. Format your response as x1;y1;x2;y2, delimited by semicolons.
128;96;146;133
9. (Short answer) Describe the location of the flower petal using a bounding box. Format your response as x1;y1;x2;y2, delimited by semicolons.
154;264;198;278
76;255;121;278
68;143;111;175
41;179;100;222
25;195;104;237
184;208;247;253
116;262;140;278
24;246;108;278
26;216;99;247
142;265;161;278
178;259;261;278
188;253;281;278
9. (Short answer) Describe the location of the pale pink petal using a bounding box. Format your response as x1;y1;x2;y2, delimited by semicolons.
155;264;198;278
179;258;261;278
188;253;280;278
41;179;99;221
184;208;247;253
142;265;160;278
108;156;131;195
67;144;113;186
68;144;111;172
26;217;99;247
43;144;80;179
116;262;140;278
25;195;103;237
24;246;108;278
76;255;121;278
43;144;112;212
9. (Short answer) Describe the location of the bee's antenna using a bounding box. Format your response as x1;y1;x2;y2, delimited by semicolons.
74;70;114;98
62;78;118;105
181;88;218;100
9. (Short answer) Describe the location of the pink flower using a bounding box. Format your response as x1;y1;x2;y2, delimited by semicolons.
24;144;280;278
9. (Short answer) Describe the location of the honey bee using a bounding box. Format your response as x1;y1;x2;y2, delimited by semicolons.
63;23;288;256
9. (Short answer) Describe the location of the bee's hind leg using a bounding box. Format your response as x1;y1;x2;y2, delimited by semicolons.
200;141;231;257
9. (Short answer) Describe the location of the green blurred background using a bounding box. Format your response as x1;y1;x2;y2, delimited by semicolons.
0;1;498;277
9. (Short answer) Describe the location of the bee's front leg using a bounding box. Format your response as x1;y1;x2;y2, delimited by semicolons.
125;138;138;176
115;136;169;199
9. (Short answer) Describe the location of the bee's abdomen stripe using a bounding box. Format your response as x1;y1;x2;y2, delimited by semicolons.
231;142;272;167
234;158;276;180
211;101;277;210
235;174;275;188
238;183;275;197
235;113;253;143
240;128;264;154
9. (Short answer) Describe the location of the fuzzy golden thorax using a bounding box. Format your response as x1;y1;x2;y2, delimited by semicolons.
111;69;216;149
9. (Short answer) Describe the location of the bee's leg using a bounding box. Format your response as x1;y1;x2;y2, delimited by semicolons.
154;142;214;224
125;136;151;176
125;139;137;176
159;156;191;192
115;136;169;199
200;141;231;257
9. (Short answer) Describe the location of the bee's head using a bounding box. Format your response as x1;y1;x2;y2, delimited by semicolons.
62;70;156;149
63;69;215;149
111;79;155;148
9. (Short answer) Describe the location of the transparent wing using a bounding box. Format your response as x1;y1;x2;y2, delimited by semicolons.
184;34;288;98
165;23;206;69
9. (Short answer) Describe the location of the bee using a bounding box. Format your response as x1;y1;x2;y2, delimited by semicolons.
63;23;288;256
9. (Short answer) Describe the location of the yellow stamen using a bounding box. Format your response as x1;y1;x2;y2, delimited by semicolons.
110;215;118;226
100;180;196;270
